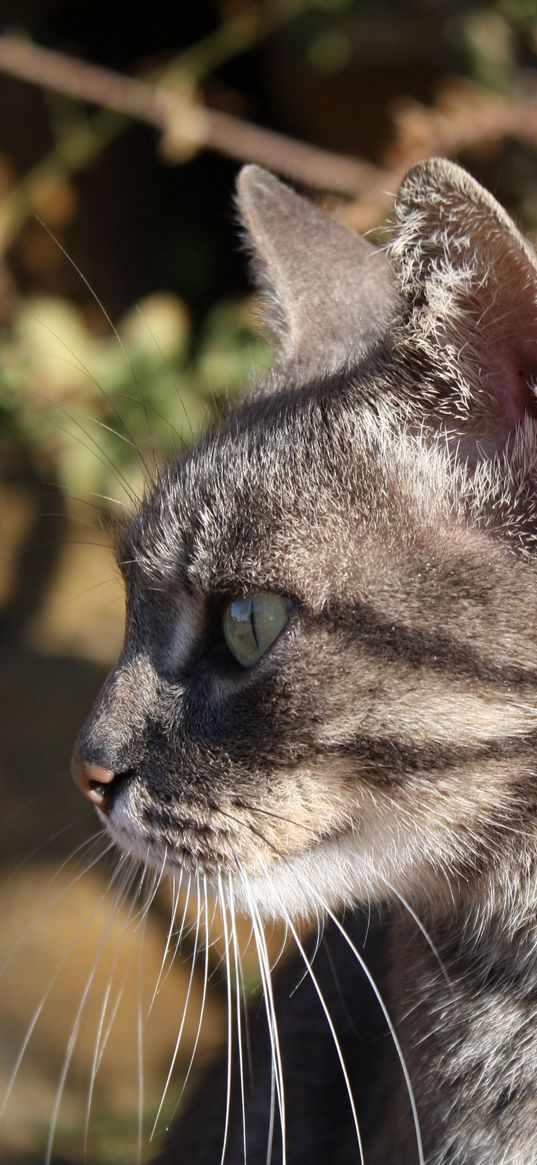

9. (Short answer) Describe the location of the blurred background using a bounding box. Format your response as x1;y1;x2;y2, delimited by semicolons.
2;0;537;1161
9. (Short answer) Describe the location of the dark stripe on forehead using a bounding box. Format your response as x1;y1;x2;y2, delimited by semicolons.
332;602;537;687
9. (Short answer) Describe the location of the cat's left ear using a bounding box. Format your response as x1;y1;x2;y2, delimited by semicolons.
237;165;396;373
390;157;537;441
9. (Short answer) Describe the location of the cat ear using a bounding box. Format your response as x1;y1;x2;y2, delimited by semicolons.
236;165;396;371
390;157;537;442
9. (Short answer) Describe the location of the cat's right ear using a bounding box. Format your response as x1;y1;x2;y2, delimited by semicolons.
390;158;537;445
236;166;396;372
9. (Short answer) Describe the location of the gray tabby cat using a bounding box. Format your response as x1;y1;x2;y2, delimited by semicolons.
72;157;537;1164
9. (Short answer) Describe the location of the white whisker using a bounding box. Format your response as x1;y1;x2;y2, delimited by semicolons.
282;908;365;1165
146;868;183;1021
136;901;148;1165
315;898;425;1165
44;856;137;1164
0;829;107;971
170;873;211;1122
243;877;287;1165
136;845;168;928
381;876;455;998
84;966;128;1155
82;852;140;1141
84;858;141;1152
219;872;234;1165
0;843;122;1124
228;875;248;1164
266;1061;276;1165
150;873;201;1139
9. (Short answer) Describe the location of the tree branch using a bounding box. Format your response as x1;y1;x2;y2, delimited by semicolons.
2;35;537;239
0;35;382;198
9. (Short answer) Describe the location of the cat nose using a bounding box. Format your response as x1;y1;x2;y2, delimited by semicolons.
71;750;117;810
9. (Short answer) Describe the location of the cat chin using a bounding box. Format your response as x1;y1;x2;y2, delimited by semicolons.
231;829;454;923
100;811;374;921
231;832;383;921
96;804;156;866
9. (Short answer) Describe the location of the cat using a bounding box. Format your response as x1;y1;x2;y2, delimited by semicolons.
71;157;537;1164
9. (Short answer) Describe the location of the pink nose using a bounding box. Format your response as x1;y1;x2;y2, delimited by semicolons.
71;750;116;809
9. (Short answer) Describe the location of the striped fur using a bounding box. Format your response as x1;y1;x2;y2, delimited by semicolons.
75;160;537;1162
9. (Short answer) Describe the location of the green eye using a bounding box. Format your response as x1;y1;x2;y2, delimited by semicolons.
222;594;293;668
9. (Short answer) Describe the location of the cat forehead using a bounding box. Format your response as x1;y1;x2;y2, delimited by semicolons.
117;379;402;597
116;382;451;610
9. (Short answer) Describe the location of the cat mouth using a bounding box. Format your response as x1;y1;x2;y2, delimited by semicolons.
100;784;255;877
99;779;332;885
101;807;234;877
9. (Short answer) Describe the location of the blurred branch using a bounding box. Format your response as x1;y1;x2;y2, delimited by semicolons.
340;77;537;231
0;3;320;250
0;35;381;218
387;77;537;165
3;33;537;249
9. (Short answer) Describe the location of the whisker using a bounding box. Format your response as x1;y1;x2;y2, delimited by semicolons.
243;877;287;1165
88;411;155;462
95;969;128;1073
41;480;129;509
169;873;211;1121
228;874;248;1165
232;908;254;1091
219;872;234;1165
381;876;455;998
33;338;153;489
282;908;365;1165
54;575;121;608
0;815;99;893
38;400;140;506
217;806;283;858
1;849;127;1135
39;508;102;530
163;873;192;978
0;831;111;982
136;895;148;1165
234;799;317;835
84;859;141;1154
266;1062;276;1165
35;216;157;481
150;873;201;1139
133;302;195;442
135;845;168;928
315;897;425;1165
288;907;323;997
18;537;111;555
146;868;183;1021
45;855;138;1164
84;968;126;1155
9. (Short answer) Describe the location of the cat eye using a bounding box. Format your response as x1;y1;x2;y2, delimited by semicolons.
222;594;293;668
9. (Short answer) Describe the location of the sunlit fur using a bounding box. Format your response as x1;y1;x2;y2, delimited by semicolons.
73;159;537;1163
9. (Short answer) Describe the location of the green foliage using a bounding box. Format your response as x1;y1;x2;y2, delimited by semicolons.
0;292;270;507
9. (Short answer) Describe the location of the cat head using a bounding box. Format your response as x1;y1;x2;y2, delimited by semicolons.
72;159;537;921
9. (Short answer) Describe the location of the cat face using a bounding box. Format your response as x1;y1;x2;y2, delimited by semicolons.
73;160;537;920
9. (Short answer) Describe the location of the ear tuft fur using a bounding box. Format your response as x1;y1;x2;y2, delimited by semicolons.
390;157;537;442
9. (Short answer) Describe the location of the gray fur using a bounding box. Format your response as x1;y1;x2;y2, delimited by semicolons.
74;158;537;1163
